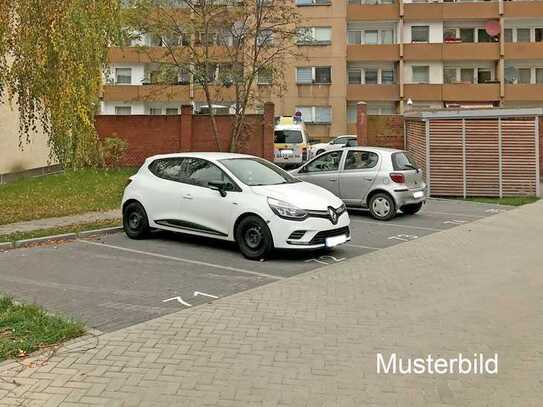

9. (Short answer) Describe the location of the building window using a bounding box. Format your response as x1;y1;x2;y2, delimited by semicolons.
115;106;132;115
381;69;394;84
444;68;457;84
461;68;474;84
296;66;331;84
460;28;475;43
518;68;531;84
296;27;332;44
477;29;494;43
364;69;378;84
477;68;492;83
517;28;531;43
411;26;429;43
364;30;379;45
381;29;394;44
537;68;543;84
348;67;395;84
295;106;332;124
296;0;331;5
257;29;273;46
504;29;513;43
166;108;179;115
536;28;543;42
115;68;132;85
257;68;273;85
347;27;395;45
348;69;362;84
412;66;429;83
149;108;162;115
349;0;393;3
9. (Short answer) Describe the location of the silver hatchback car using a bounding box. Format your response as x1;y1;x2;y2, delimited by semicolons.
290;147;426;220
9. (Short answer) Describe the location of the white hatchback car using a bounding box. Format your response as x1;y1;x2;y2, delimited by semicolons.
122;153;350;260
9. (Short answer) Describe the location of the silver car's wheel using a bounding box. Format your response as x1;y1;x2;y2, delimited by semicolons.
369;193;396;221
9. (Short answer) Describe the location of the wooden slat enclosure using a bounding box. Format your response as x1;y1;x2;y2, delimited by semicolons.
405;114;539;197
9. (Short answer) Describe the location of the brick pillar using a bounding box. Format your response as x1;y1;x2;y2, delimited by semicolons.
262;102;275;161
180;105;193;152
356;101;368;146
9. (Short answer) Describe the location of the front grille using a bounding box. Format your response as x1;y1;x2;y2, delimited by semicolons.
288;230;306;240
309;226;350;245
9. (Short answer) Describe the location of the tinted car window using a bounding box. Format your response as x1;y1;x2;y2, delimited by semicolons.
344;151;379;170
148;158;185;181
220;157;299;186
186;159;237;190
391;152;418;171
274;130;303;144
305;150;342;173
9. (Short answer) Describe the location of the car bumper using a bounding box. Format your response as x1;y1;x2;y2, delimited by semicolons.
269;212;351;249
392;187;427;208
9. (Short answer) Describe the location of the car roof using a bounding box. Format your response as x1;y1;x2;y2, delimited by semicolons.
274;124;304;131
147;152;255;161
344;146;404;154
334;135;357;139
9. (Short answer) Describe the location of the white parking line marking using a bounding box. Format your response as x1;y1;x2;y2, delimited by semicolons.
349;219;442;232
78;239;284;280
163;296;192;307
194;291;219;299
344;243;380;250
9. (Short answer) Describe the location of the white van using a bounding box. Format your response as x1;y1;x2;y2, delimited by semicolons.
273;117;310;166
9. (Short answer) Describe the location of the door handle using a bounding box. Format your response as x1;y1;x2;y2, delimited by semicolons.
364;177;374;181
182;194;193;200
328;179;337;182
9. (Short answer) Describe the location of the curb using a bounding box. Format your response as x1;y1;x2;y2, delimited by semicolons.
0;226;123;251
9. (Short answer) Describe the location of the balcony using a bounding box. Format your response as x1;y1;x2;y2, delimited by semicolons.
403;43;442;60
404;2;499;21
297;84;332;98
108;47;227;64
505;84;543;101
504;1;543;18
346;4;399;20
442;83;500;101
442;42;499;60
346;84;400;101
347;44;400;61
102;85;191;102
504;42;543;60
404;84;442;100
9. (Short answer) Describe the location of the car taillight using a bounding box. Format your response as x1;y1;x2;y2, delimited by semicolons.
390;173;405;184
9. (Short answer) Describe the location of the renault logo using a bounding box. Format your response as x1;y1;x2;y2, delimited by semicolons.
328;207;338;225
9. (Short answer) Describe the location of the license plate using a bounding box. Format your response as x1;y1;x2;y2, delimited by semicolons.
280;149;293;157
325;234;347;247
413;191;424;199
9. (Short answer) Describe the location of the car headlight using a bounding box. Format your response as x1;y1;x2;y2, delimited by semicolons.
267;197;307;220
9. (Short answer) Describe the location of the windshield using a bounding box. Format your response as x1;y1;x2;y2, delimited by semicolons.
274;130;303;144
392;152;418;171
220;158;300;186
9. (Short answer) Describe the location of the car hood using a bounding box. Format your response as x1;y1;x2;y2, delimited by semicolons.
251;182;343;210
310;143;329;150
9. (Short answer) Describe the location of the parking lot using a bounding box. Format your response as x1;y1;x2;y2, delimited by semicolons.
0;198;511;333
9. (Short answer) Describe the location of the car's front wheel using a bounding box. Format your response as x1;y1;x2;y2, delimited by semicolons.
235;215;274;260
368;193;396;221
123;201;150;239
401;202;423;215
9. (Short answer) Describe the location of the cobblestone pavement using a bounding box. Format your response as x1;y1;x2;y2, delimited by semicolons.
1;201;542;406
0;210;121;235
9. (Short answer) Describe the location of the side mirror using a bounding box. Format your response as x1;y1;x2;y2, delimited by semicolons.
208;180;227;197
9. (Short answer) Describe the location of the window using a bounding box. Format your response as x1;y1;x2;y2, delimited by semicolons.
477;29;493;43
381;69;394;84
348;31;362;44
364;69;378;84
166;108;179;115
460;28;474;43
296;67;331;84
412;66;429;83
444;68;457;84
344;151;379;171
257;69;273;85
274;130;303;144
305;150;342;173
537;68;543;84
295;0;331;5
367;103;395;115
504;29;513;43
257;29;273;46
381;30;394;44
115;68;132;84
518;68;531;84
477;68;492;83
391;152;417;171
536;28;543;42
179;70;190;84
296;106;332;124
517;28;531;43
364;30;378;45
460;68;474;84
220;158;299;186
149;108;162;115
185;159;237;190
348;69;362;84
296;27;331;44
444;28;457;42
149;158;185;181
115;106;131;115
411;26;429;43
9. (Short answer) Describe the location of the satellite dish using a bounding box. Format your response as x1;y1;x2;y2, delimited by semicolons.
504;66;518;84
485;21;501;37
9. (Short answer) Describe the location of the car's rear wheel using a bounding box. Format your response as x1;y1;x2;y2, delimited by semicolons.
235;215;274;260
401;202;423;215
123;202;150;239
316;149;325;156
368;193;396;221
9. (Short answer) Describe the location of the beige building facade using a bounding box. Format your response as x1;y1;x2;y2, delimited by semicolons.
102;0;543;141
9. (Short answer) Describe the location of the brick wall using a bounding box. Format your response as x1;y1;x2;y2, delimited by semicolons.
367;115;405;150
95;103;274;166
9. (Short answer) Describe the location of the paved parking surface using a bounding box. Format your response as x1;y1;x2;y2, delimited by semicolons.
0;198;511;333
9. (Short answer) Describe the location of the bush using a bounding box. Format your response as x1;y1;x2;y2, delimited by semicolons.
100;136;128;168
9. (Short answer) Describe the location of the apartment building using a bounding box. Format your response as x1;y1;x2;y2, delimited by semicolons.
102;0;543;140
